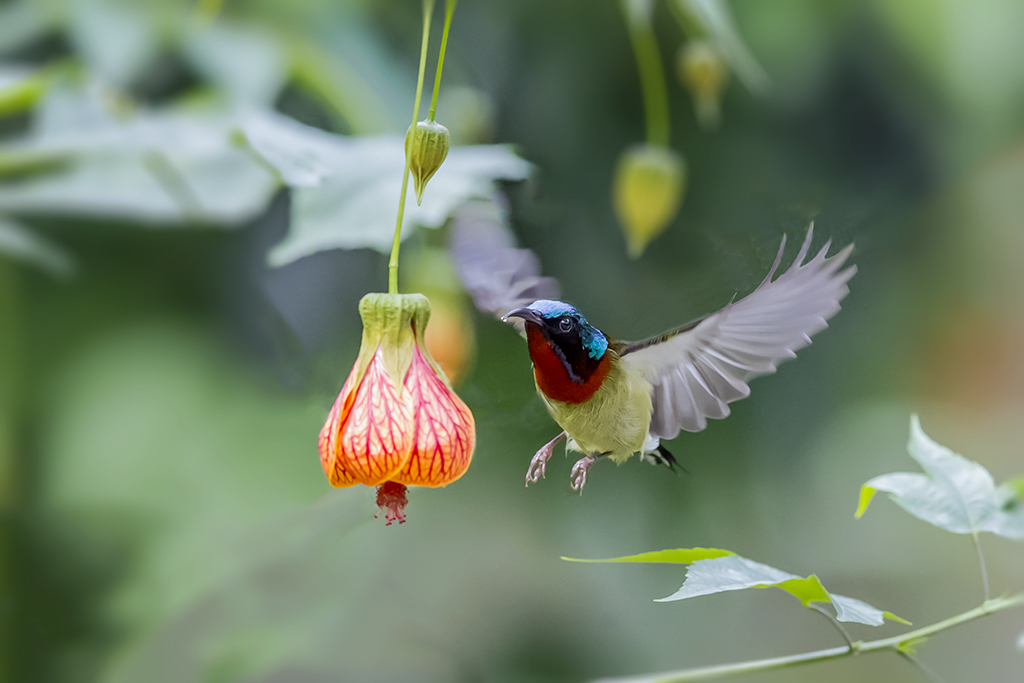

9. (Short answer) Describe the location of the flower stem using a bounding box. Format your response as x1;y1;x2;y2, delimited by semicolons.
590;593;1024;683
427;0;458;122
624;9;670;147
389;0;436;295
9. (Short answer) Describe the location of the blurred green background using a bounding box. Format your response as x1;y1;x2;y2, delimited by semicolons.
2;0;1023;681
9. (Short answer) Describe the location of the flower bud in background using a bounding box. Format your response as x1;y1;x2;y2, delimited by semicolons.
402;247;475;386
319;293;475;525
677;41;730;129
612;144;687;258
405;119;451;205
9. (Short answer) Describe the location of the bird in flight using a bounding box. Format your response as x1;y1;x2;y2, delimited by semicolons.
451;202;855;493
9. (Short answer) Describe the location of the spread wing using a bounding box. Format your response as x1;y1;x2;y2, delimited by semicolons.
620;225;856;439
449;196;560;335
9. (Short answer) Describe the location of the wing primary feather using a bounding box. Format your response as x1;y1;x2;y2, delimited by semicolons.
625;223;855;439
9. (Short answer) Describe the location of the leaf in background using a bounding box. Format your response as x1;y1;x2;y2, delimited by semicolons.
856;414;1024;540
0;1;49;54
0;216;73;276
242;112;532;265
68;0;159;87
181;23;287;105
561;547;734;564
657;554;905;626
0;83;278;224
0;66;49;116
672;0;771;95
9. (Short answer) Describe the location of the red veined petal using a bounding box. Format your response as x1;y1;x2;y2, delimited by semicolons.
394;345;475;487
336;346;415;486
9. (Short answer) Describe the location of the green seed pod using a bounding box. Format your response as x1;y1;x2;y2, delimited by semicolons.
405;119;451;205
612;144;687;259
677;41;730;129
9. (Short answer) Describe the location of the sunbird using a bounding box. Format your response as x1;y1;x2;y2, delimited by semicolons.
504;227;854;491
450;205;855;492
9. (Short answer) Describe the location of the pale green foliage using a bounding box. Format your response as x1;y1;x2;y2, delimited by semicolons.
0;216;72;276
566;548;905;627
242;111;531;265
0;83;278;224
657;553;905;626
856;414;1024;539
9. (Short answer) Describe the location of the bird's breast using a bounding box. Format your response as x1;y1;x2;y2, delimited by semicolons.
526;326;611;404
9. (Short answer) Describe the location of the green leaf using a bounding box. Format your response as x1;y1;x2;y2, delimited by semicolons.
857;414;1024;540
0;216;73;276
242;112;532;265
181;23;287;105
855;486;877;519
561;547;734;564
0;84;278;224
657;554;904;626
775;575;830;607
0;67;48;116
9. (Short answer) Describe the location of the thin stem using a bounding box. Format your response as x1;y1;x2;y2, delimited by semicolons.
388;0;435;295
427;0;458;121
899;651;944;683
625;12;670;147
809;604;853;651
970;532;990;602
590;593;1024;683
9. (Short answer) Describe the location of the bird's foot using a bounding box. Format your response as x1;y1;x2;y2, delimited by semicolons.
526;431;567;486
570;454;599;494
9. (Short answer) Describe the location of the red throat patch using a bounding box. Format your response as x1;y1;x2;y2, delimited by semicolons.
526;324;611;404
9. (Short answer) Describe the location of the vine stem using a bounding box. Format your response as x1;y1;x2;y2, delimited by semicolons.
623;6;670;147
591;593;1024;683
427;0;458;122
388;0;435;295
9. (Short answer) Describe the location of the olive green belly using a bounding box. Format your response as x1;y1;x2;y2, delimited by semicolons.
538;362;652;463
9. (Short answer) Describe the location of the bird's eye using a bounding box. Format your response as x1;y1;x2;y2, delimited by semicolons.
558;317;573;332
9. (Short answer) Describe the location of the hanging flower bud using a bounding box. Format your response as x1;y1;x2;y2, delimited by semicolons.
405;119;451;205
677;41;730;129
613;144;687;258
319;293;475;524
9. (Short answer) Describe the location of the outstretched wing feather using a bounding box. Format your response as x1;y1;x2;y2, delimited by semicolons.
621;226;856;439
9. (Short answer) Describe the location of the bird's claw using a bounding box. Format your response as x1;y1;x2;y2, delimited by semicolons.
570;455;598;494
525;431;567;487
525;452;548;485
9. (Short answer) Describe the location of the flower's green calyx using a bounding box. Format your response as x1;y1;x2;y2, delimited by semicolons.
405;119;451;205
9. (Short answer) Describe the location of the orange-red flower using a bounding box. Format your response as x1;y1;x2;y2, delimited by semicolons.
319;293;475;524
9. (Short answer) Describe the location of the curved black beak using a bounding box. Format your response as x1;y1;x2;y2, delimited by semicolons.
501;307;542;325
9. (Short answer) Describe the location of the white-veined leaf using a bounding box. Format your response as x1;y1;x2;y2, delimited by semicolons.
856;414;1024;540
241;111;532;265
657;554;906;626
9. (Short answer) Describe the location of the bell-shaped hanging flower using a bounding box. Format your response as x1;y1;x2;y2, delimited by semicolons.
319;293;475;524
677;41;730;129
613;143;687;258
405;119;451;205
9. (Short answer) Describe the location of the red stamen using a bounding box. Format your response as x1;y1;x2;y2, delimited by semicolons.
374;481;409;525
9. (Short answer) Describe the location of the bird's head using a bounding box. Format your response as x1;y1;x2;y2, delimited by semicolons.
502;300;609;360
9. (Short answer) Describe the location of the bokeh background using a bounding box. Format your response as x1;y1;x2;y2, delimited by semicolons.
3;0;1024;681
